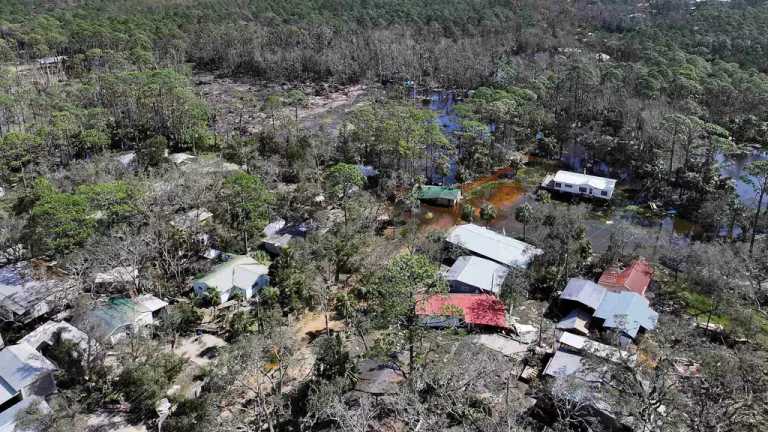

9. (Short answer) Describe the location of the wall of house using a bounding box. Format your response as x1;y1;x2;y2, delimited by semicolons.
448;280;484;294
552;182;611;199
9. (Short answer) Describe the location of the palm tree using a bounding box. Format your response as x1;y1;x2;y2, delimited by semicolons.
515;203;534;240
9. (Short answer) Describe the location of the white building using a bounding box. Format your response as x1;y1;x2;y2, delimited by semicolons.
445;224;542;268
192;255;270;303
0;343;57;432
542;170;617;199
78;295;168;345
445;256;509;295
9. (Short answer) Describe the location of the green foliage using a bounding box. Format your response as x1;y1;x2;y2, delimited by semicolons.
325;163;365;201
228;311;257;341
460;203;475;222
117;350;185;421
219;172;274;251
136;135;168;168
0;132;43;184
162;303;202;336
26;181;95;256
314;333;356;383
479;203;497;224
272;246;312;312
76;181;142;227
162;396;215;432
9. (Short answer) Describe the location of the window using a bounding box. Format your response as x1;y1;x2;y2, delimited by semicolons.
601;191;608;196
579;187;587;193
555;182;562;188
564;184;572;188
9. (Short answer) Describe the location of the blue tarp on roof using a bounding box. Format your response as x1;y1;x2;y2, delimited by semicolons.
593;291;658;338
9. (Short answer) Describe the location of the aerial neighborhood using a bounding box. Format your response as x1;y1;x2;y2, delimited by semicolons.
0;1;767;431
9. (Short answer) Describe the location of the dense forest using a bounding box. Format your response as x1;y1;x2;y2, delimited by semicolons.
0;1;767;432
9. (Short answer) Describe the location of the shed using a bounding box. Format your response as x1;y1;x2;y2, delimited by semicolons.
354;359;405;395
598;258;653;296
593;291;658;339
560;278;607;311
192;255;270;303
543;350;584;378
541;170;617;199
556;309;592;335
417;185;461;207
416;294;508;329
446;224;542;268
445;256;509;295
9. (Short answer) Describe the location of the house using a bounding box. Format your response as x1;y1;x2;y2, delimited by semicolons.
560;278;607;311
262;223;308;255
0;343;57;427
18;321;90;353
416;293;509;329
593;291;658;340
0;263;60;324
192;255;270;303
78;295;168;344
541;170;617;200
417;185;461;207
598;258;654;296
171;208;213;231
445;224;542;268
445;256;509;295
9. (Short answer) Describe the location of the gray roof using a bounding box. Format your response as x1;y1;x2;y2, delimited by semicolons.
354;359;404;395
0;264;55;316
0;344;56;405
18;321;89;352
560;278;607;310
446;256;509;294
446;224;542;268
194;254;268;294
593;291;658;338
556;309;592;334
543;350;584;378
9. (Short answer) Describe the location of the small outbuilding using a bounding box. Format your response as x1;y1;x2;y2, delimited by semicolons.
541;170;617;200
416;293;509;330
79;295;167;344
417;185;462;207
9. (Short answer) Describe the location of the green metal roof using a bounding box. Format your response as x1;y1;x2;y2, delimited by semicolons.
417;186;460;201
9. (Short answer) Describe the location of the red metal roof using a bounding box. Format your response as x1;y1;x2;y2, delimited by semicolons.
598;258;653;296
416;293;508;329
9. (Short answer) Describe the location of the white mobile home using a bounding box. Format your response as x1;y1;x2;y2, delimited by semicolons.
542;170;617;200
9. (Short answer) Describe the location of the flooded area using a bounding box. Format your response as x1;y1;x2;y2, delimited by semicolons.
406;90;755;255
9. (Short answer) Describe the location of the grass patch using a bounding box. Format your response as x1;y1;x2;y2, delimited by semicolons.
466;181;502;199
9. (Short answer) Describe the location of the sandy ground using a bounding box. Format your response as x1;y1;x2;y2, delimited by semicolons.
173;333;228;367
194;74;366;135
86;413;147;432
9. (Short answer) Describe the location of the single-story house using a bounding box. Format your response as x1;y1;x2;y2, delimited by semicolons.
541;170;617;200
0;264;58;324
171;208;213;231
18;321;90;353
417;185;462;207
416;293;509;330
445;256;509;295
446;224;542;268
598;258;653;297
593;291;658;340
262;222;309;255
193;254;269;303
0;343;57;417
78;295;168;344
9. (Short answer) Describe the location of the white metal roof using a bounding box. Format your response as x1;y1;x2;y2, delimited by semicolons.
194;255;267;294
552;170;617;191
133;294;168;313
445;224;542;268
561;278;607;310
446;256;509;294
0;344;56;404
18;321;89;352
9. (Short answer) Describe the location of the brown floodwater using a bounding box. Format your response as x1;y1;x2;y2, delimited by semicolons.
415;167;527;232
